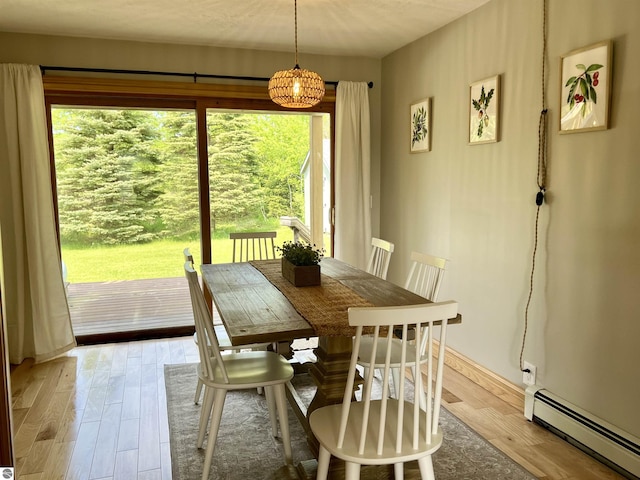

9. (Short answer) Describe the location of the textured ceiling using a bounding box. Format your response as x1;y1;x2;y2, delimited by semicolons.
0;0;490;58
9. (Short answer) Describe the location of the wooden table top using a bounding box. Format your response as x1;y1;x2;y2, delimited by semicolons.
201;257;460;346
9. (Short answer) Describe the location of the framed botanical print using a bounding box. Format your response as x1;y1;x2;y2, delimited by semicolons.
559;40;612;133
469;75;500;145
410;98;431;153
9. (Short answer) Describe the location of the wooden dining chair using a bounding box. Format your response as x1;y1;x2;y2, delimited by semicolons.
359;251;448;406
230;231;277;262
366;237;395;280
309;300;458;480
184;247;270;404
184;262;294;480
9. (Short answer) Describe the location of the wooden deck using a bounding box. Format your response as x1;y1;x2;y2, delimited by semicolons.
67;277;196;340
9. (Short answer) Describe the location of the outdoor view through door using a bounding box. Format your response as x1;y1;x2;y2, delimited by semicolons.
51;106;332;338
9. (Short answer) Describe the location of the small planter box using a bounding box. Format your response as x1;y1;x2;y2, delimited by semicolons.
281;257;321;287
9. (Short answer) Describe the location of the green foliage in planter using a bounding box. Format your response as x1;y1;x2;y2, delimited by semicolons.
277;241;323;266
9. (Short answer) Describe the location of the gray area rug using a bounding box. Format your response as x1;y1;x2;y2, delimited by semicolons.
165;363;537;480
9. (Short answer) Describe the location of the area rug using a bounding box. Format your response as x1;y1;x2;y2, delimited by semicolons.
165;363;537;480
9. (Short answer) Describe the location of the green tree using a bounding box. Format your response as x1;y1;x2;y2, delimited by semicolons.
251;114;309;219
53;108;311;244
154;110;199;238
53;108;162;244
207;112;261;231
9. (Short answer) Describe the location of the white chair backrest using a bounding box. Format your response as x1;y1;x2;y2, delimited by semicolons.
230;231;277;262
183;247;194;265
404;251;447;301
339;300;458;453
184;262;229;383
366;237;395;280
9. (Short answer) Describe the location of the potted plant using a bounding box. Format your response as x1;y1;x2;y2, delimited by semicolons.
277;241;323;287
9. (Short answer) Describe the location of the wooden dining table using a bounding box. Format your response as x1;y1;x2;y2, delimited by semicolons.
200;257;461;478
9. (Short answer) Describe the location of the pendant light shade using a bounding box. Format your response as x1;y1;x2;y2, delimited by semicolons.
269;0;325;108
269;65;325;108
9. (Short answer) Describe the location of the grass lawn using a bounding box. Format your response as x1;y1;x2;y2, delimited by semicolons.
62;226;295;283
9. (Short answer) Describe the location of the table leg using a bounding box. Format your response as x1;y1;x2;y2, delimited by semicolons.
308;335;356;415
290;335;351;479
301;334;362;469
274;340;294;359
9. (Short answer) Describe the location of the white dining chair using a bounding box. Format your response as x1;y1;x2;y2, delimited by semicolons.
228;235;278;384
366;237;395;280
230;231;277;262
184;247;269;404
184;262;294;480
359;251;447;406
183;246;194;265
309;300;458;480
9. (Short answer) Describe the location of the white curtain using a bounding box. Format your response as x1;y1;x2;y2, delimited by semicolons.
334;81;372;269
0;64;76;364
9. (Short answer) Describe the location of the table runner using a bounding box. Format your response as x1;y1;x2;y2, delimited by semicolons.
250;259;374;336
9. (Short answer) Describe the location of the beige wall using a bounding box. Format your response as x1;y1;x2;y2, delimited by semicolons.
381;0;640;437
0;31;383;235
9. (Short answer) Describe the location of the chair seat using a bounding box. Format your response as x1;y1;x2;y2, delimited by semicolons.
309;399;443;464
357;336;425;369
198;350;293;389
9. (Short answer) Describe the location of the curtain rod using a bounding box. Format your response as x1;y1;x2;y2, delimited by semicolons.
39;65;374;89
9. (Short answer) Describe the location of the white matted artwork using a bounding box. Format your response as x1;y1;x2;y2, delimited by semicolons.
469;75;500;145
410;98;431;153
560;40;612;133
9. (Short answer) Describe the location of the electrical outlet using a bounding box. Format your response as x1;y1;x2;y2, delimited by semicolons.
523;361;537;385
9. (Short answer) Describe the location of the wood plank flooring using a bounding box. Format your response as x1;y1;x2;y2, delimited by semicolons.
10;337;627;480
11;337;199;480
440;366;627;480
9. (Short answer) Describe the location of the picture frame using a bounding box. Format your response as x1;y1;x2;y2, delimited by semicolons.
410;98;431;153
469;75;500;144
559;40;612;134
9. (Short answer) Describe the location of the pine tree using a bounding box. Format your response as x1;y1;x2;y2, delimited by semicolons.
155;110;199;238
53;108;162;244
207;112;261;231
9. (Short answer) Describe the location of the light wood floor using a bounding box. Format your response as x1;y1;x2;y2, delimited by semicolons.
10;337;626;480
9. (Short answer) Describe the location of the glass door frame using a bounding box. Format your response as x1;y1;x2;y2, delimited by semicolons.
44;77;336;267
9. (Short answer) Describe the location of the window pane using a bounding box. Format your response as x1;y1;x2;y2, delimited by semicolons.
52;107;199;335
206;110;328;261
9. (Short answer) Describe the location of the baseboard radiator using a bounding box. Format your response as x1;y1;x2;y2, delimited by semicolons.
525;386;640;479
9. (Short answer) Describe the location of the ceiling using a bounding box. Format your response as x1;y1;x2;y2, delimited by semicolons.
0;0;490;59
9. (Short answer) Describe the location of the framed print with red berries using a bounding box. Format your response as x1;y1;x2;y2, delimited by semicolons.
410;98;431;153
560;40;612;134
469;75;500;145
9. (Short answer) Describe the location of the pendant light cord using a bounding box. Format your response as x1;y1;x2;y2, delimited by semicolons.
520;0;548;372
293;0;299;66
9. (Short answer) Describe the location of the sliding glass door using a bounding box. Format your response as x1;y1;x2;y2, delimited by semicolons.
48;96;333;339
52;106;200;337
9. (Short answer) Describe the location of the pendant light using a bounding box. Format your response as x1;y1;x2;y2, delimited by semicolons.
268;0;325;108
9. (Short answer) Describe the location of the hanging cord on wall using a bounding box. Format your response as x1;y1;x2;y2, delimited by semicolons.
520;0;548;373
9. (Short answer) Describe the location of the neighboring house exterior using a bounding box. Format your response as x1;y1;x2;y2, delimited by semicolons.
300;138;331;235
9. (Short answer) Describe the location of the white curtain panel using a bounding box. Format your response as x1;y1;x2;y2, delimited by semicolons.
334;81;372;270
0;64;76;364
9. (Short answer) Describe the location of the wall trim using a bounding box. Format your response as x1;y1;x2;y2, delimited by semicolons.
441;346;525;411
